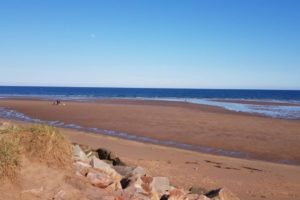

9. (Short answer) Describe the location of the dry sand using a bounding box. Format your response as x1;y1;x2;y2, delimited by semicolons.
0;99;300;200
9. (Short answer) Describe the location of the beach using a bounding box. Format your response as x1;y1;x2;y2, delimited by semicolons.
0;98;300;199
0;98;300;164
1;118;300;200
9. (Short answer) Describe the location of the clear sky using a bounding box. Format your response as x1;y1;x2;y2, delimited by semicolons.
0;0;299;89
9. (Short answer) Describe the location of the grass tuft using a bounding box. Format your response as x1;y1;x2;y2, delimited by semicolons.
0;123;73;180
19;125;73;168
0;134;20;180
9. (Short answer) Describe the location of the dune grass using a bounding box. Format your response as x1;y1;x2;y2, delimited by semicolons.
20;125;73;168
0;134;20;180
0;123;73;180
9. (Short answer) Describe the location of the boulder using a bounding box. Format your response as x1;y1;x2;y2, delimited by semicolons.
90;156;122;181
113;165;135;177
132;166;147;177
96;148;125;166
73;161;91;176
120;177;131;189
118;185;152;200
86;150;99;159
112;157;124;166
150;177;170;197
73;145;88;161
77;144;99;159
167;188;186;199
141;176;153;194
86;171;113;188
96;148;115;160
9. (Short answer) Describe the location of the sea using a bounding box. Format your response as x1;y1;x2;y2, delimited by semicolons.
1;86;300;120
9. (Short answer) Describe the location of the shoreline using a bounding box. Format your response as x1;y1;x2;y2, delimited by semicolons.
0;98;300;166
0;108;294;165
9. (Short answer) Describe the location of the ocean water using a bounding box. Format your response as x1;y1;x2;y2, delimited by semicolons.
0;86;300;119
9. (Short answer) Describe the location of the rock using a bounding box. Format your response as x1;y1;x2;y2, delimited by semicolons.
167;188;186;200
132;166;147;177
120;175;146;197
189;187;208;195
74;161;91;168
112;157;124;166
86;150;99;159
206;188;239;200
96;148;114;160
120;177;131;189
128;174;143;189
160;194;169;200
78;144;93;153
73;161;92;176
150;177;170;197
141;176;153;194
127;175;169;199
90;156;122;181
74;144;88;161
73;161;91;176
113;165;135;177
64;175;112;199
104;159;114;165
86;171;113;188
96;148;125;166
77;144;99;159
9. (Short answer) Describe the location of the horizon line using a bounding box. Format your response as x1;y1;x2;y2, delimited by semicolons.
0;85;299;91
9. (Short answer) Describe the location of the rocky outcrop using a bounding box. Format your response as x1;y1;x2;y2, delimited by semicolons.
72;144;240;200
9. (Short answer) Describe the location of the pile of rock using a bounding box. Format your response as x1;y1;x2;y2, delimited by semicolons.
72;144;240;200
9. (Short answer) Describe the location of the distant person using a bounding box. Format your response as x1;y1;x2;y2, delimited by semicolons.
53;100;61;105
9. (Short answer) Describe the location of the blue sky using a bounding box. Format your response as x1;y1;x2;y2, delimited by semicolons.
0;0;299;89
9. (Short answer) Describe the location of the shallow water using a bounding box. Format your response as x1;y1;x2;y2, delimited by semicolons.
187;98;300;119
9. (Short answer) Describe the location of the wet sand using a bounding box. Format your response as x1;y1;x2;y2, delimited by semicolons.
0;98;300;165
